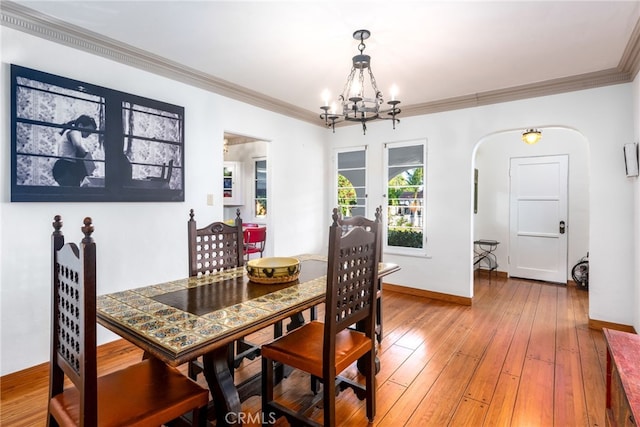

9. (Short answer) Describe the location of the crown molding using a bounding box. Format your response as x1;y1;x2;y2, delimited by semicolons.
2;1;638;127
0;1;318;124
618;15;640;78
401;68;633;118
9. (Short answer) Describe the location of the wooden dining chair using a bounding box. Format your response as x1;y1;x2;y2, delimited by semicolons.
373;206;384;344
187;209;280;379
261;207;381;427
187;208;252;379
188;208;244;277
323;206;385;343
48;215;209;427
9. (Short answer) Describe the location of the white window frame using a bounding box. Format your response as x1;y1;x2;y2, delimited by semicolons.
253;157;267;219
334;146;368;218
383;139;427;256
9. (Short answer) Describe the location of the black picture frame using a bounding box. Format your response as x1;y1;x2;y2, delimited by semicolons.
11;64;185;202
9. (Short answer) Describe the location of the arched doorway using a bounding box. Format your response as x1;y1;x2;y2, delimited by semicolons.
471;127;590;289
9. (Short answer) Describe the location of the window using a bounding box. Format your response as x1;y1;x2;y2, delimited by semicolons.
385;140;426;253
336;147;367;217
254;158;267;217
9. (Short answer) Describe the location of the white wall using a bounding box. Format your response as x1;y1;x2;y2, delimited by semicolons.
0;27;328;375
329;85;636;329
474;128;590;279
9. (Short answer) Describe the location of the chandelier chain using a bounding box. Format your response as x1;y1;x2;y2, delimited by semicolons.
368;67;381;101
340;67;357;102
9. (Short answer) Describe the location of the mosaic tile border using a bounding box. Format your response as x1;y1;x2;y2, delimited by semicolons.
97;254;327;356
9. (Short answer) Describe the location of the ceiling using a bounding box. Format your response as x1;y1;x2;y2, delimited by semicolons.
3;1;640;126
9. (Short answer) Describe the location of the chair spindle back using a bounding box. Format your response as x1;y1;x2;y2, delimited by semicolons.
187;208;244;277
50;216;98;426
325;206;381;341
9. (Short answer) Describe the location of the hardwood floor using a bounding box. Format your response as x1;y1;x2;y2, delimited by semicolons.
1;274;607;426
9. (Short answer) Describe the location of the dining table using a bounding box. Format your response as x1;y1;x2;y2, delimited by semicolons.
96;253;400;426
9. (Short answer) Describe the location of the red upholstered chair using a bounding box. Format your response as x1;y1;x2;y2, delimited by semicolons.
261;207;381;426
48;216;209;427
243;226;266;260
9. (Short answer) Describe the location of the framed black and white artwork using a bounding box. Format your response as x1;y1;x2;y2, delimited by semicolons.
11;64;185;202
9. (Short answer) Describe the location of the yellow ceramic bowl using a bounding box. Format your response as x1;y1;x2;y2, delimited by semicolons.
246;257;301;284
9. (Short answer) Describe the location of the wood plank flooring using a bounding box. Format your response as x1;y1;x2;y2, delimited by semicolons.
1;274;607;426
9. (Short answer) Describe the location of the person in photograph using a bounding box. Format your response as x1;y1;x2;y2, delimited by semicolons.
52;114;98;186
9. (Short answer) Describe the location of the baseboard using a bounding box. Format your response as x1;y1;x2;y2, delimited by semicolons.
474;269;508;279
588;318;637;334
382;282;472;306
564;284;634;333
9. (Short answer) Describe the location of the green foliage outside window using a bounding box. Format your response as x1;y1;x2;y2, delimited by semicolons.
337;174;357;216
387;228;423;247
387;166;424;249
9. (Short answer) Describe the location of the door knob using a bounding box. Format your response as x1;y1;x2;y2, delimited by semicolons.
559;221;566;234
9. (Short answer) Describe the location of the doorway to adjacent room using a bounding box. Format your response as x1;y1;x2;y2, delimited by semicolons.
472;128;590;290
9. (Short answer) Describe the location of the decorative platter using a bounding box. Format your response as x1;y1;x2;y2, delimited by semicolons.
246;257;301;284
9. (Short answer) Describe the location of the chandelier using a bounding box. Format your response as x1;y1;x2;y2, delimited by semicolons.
320;29;401;134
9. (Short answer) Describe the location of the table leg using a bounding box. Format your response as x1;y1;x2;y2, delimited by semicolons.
202;347;241;426
286;313;306;331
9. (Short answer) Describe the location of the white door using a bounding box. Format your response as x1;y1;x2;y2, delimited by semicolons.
509;155;568;283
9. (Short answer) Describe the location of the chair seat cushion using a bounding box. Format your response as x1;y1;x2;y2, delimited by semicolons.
261;321;372;378
49;358;209;427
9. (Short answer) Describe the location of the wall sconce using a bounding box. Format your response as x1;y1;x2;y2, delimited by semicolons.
522;129;542;145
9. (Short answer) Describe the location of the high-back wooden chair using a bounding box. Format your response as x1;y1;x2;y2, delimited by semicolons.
48;215;209;427
329;206;385;343
261;207;381;426
188;208;244;277
187;208;275;379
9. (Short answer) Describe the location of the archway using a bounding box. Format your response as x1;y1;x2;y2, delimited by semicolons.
470;127;590;294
